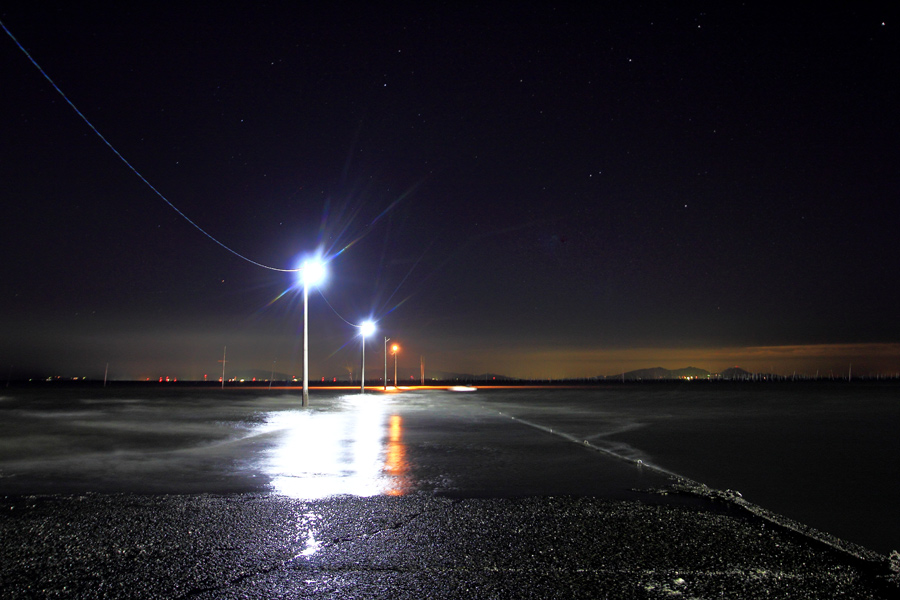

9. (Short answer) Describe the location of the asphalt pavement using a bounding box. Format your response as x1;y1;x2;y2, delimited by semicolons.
1;492;897;599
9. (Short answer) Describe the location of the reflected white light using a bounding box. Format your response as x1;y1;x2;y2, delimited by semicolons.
299;529;321;557
290;512;322;559
260;398;409;499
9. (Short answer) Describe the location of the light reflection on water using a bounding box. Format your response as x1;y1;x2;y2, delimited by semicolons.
262;396;410;499
384;414;410;496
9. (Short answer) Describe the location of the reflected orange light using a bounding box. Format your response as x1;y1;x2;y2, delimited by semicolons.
383;414;410;496
389;414;402;443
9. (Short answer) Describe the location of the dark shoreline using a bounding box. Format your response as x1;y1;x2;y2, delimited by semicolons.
5;378;898;390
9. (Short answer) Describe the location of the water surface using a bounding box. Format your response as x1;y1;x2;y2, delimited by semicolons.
1;383;896;555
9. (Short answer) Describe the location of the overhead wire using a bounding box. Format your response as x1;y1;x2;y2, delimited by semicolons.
1;18;299;273
316;289;360;327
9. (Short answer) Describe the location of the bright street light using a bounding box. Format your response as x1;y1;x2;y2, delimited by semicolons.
359;320;375;394
302;259;326;287
300;257;326;407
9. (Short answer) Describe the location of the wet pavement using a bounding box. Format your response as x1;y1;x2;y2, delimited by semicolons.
2;494;896;599
0;388;674;498
1;387;898;597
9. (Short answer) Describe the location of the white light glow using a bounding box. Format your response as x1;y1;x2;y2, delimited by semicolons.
360;320;376;338
301;258;326;287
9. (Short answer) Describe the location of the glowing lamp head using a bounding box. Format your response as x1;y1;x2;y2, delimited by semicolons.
391;344;399;353
360;320;376;338
301;259;326;287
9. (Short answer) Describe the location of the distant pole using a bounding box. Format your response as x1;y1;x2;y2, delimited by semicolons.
220;346;227;389
389;343;400;388
420;355;424;386
383;337;390;391
104;362;109;387
269;360;275;390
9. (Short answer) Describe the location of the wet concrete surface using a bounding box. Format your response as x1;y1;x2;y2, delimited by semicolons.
0;389;676;499
1;493;897;599
1;388;898;597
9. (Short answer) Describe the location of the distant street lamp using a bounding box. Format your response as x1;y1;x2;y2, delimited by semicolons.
359;320;376;394
392;343;400;388
383;336;391;391
301;258;326;407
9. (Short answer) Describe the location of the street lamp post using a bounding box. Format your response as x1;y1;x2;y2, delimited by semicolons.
360;321;375;394
301;259;326;407
383;337;391;391
392;343;399;388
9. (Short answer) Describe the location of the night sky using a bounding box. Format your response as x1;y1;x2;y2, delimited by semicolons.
2;3;898;380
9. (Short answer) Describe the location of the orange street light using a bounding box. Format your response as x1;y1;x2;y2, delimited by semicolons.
391;343;400;387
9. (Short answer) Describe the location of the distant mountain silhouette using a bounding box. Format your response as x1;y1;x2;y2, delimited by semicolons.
606;366;712;380
225;365;754;383
719;366;754;379
422;371;514;382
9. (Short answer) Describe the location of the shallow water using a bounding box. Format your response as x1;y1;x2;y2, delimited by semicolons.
0;387;669;499
0;383;897;555
470;382;900;556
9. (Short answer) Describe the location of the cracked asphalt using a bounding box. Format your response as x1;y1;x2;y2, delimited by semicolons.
2;493;897;599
